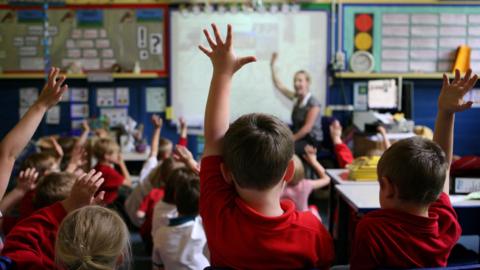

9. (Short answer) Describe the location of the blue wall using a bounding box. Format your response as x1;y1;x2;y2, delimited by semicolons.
0;78;199;158
328;78;480;156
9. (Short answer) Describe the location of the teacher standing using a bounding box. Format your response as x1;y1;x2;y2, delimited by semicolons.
270;53;324;155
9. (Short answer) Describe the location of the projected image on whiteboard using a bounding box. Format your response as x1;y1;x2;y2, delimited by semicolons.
170;11;328;127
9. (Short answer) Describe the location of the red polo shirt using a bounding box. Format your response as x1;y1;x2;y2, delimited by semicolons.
350;193;462;270
94;163;125;204
199;156;334;270
2;202;67;270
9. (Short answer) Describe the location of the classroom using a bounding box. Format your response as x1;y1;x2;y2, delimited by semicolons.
0;0;479;269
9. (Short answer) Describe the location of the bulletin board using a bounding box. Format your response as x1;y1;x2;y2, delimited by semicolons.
0;4;167;75
343;5;480;73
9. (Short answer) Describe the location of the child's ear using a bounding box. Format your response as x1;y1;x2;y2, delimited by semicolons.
380;176;396;199
220;163;234;185
283;159;295;183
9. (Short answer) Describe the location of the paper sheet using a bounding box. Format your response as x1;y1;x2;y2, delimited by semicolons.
101;108;128;126
61;88;70;102
71;88;89;102
71;104;89;118
146;87;166;112
411;14;438;25
19;47;37;56
410;50;437;60
464;88;480;108
439;37;466;49
20;57;43;70
382;26;409;37
83;29;98;39
440;14;467;25
382;38;409;48
410;38;437;49
101;49;114;58
19;87;38;107
96;39;110;48
382;14;409;25
97;88;115;107
115;87;130;106
381;49;408;60
83;49;98;58
71;119;83;130
13;37;24;46
46;106;60;124
440;26;466;36
368;80;397;109
19;107;29;119
67;49;81;58
411;26;438;37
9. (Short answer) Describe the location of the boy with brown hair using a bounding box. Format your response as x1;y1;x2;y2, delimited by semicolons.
350;69;477;269
198;24;334;269
93;138;131;205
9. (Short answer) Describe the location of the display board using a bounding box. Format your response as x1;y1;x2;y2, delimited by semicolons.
170;10;328;126
344;5;480;73
0;4;167;74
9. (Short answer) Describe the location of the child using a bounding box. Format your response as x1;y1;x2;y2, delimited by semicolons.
125;115;187;227
93;138;131;205
152;168;208;270
0;67;67;200
33;172;77;210
350;69;477;269
150;159;186;237
55;205;131;270
282;145;330;218
2;170;105;269
198;24;334;269
137;157;184;254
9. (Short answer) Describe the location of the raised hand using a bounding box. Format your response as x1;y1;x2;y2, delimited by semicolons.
270;52;278;66
16;168;39;193
179;117;186;130
174;145;199;174
36;67;68;109
303;145;318;165
199;24;256;75
329;120;343;145
151;114;163;129
81;120;91;133
49;136;64;158
62;170;104;212
439;69;478;113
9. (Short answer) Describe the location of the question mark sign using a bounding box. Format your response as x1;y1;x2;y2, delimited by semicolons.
150;33;162;55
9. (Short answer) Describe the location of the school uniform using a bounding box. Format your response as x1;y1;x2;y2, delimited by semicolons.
334;143;354;168
199;156;335;270
138;188;165;253
151;200;178;238
350;192;462;270
152;215;209;270
94;163;125;205
2;202;67;270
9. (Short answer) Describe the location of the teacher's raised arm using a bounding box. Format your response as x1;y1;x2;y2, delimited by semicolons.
270;53;324;155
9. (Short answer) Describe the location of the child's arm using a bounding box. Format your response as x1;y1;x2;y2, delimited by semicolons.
377;126;391;150
178;117;188;146
65;145;86;173
77;120;91;147
174;145;199;175
150;115;162;158
0;168;38;216
303;145;331;189
61;169;105;213
116;153;132;187
434;69;478;194
199;24;256;156
48;136;64;165
330;120;354;168
270;53;295;100
0;67;67;200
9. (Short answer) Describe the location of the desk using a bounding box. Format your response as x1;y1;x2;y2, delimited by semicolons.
335;184;480;264
326;169;377;236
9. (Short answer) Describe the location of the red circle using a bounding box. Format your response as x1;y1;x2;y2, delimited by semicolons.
355;14;373;32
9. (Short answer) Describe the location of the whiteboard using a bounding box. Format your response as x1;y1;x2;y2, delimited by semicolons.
170;10;328;127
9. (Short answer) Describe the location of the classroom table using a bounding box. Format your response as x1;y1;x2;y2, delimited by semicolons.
326;169;377;234
334;184;480;264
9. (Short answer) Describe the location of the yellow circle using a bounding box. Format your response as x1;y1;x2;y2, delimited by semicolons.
355;32;373;51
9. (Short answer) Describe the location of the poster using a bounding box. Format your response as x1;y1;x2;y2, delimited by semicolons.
115;87;129;106
96;88;115;107
100;108;128;126
71;104;89;118
71;88;89;102
146;87;166;112
46;105;60;124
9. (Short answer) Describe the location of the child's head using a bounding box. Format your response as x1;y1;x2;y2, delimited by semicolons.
55;205;131;270
377;137;448;208
34;172;76;209
148;157;184;188
93;138;119;163
174;169;200;216
157;138;173;161
223;113;294;191
163;166;192;204
22;152;59;177
288;155;305;186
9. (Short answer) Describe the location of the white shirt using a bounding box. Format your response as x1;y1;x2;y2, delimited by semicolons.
151;200;178;238
124;156;159;227
152;216;209;270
